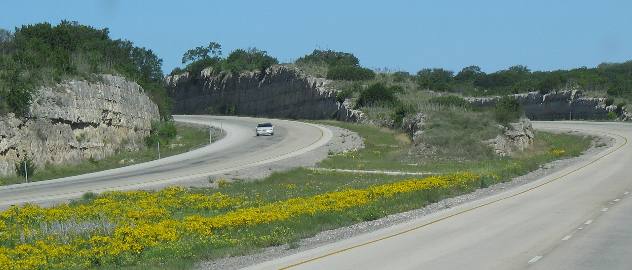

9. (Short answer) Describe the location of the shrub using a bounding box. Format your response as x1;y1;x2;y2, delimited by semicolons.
5;87;33;116
145;121;177;147
185;57;221;78
605;97;615;106
0;21;170;117
494;96;523;124
392;104;415;127
416;68;454;91
15;156;35;178
427;95;471;109
221;48;278;74
392;71;412;82
336;89;351;103
296;49;359;67
327;65;375;81
356;83;398;107
537;73;565;94
616;102;627;115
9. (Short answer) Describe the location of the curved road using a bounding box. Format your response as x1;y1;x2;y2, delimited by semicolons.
246;121;632;270
0;115;332;208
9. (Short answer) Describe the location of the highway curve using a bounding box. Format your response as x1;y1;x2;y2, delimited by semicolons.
0;115;332;208
245;121;632;270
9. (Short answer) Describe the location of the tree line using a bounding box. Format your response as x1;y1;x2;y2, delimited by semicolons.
415;62;632;98
0;21;171;119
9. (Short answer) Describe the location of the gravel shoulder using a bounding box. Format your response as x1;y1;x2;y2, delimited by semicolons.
196;130;613;270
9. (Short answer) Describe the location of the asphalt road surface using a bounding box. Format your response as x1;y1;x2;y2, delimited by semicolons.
245;121;632;270
0;115;332;208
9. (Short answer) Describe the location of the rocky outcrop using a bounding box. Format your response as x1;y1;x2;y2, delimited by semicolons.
165;65;360;121
467;90;624;120
0;75;160;177
486;118;535;156
401;112;533;157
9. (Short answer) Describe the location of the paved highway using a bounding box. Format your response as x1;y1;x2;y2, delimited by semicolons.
245;121;632;270
0;115;332;208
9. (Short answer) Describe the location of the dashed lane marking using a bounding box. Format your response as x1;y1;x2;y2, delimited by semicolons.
585;220;593;225
528;256;543;264
562;235;572;241
278;126;628;270
602;207;609;212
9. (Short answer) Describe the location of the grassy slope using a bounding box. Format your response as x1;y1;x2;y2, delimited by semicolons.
102;121;592;270
0;123;210;185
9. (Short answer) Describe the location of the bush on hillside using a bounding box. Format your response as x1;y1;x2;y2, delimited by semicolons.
494;96;523;125
0;21;171;119
427;95;471;109
296;49;359;67
145;121;177;147
392;71;413;82
15;155;36;178
177;44;279;77
356;83;399;107
417;68;454;91
221;48;278;74
327;65;375;81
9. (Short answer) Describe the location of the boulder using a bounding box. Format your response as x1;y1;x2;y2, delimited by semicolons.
486;118;535;157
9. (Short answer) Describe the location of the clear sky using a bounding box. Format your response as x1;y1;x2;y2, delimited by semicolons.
2;0;631;74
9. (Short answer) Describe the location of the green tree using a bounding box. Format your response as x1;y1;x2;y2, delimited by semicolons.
181;42;222;65
0;21;170;118
326;65;375;81
221;48;278;74
356;83;398;107
537;73;565;94
296;49;359;67
417;68;454;91
494;96;523;125
455;65;484;82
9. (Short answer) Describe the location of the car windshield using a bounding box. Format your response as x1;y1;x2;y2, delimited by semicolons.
257;123;272;127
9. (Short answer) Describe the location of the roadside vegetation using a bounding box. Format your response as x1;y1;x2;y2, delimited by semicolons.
0;123;213;186
170;42;278;79
0;21;171;119
0;118;592;269
0;24;615;270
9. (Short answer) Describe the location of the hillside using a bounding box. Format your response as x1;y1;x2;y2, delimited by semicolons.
0;21;171;119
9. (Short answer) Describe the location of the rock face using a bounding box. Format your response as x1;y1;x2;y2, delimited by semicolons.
467;90;622;120
165;65;362;121
0;75;160;177
486;118;535;157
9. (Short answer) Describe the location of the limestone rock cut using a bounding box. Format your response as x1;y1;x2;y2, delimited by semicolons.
0;74;160;177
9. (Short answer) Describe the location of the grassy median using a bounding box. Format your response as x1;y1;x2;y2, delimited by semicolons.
0;121;594;270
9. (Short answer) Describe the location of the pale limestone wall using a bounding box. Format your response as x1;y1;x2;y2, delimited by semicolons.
0;75;160;176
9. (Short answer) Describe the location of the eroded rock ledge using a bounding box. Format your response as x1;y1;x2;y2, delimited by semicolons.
0;75;160;177
467;90;626;120
165;65;363;121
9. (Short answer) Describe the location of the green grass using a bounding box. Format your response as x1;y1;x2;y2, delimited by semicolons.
318;120;592;176
123;122;588;269
4;120;593;270
0;123;212;185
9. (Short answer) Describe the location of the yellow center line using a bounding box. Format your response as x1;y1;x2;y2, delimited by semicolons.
280;127;628;269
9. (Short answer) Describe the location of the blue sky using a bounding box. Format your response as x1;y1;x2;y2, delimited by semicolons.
2;0;631;74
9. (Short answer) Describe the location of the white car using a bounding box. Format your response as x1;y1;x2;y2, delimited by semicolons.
256;122;274;136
